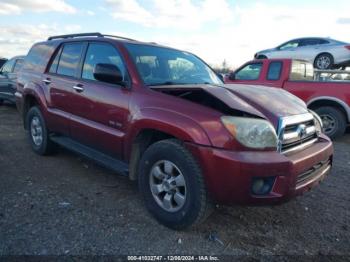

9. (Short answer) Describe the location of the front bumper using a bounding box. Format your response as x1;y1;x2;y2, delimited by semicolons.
186;134;333;205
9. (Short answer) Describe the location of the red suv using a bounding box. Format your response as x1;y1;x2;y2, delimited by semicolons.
16;33;333;229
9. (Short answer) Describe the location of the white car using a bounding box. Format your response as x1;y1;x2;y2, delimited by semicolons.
255;37;350;69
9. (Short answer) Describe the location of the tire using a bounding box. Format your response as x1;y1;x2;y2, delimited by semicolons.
314;53;334;69
26;106;55;155
138;139;212;230
0;99;3;106
315;106;347;139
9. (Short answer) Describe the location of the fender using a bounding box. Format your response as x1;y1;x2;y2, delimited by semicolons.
307;96;350;122
124;107;212;159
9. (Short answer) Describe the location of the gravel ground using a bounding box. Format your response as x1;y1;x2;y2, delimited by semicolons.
0;104;349;259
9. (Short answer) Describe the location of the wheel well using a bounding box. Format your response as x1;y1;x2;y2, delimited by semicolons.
23;95;39;129
128;129;175;181
308;99;348;122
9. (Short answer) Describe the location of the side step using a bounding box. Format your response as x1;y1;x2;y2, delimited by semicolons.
50;136;129;176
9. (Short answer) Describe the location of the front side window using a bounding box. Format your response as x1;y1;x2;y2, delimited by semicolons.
82;43;127;81
267;61;282;80
13;59;24;73
235;63;262;80
57;43;84;77
1;59;16;73
125;43;222;86
279;41;299;50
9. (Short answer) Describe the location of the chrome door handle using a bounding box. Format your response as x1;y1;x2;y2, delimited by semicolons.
42;79;51;84
73;85;84;92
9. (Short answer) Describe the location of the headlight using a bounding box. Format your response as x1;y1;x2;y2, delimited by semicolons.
221;116;278;149
309;110;323;134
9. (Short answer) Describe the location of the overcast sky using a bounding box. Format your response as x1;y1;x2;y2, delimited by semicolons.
0;0;350;68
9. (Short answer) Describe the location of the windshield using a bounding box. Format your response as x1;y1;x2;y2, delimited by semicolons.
125;43;222;86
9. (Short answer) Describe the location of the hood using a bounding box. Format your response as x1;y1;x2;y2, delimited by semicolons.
257;48;277;54
220;84;308;127
150;83;308;129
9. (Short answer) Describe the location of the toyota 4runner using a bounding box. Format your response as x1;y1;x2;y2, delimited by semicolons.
16;33;333;229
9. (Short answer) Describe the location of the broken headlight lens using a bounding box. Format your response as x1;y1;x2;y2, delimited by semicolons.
221;116;278;149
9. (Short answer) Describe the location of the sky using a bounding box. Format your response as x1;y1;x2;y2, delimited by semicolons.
0;0;350;68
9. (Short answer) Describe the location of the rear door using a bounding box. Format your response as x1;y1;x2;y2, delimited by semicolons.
45;42;85;135
68;42;131;159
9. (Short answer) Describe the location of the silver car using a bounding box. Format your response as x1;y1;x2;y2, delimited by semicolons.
255;37;350;69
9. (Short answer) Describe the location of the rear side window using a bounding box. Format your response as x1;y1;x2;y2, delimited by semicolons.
57;43;84;77
267;61;282;80
82;43;127;81
23;43;56;72
235;63;262;80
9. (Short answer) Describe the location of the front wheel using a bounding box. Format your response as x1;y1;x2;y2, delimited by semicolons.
26;106;56;155
138;139;212;230
315;106;346;139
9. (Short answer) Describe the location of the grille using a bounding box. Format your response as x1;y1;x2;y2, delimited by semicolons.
296;159;331;189
278;113;318;154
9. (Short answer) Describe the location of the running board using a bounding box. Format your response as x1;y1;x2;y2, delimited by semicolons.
50;136;129;176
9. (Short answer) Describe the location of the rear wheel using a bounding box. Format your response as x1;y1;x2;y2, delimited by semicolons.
0;99;3;106
138;139;212;230
314;53;334;69
315;106;346;139
26;106;56;155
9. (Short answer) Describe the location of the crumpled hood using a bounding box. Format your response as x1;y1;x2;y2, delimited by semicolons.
203;84;308;128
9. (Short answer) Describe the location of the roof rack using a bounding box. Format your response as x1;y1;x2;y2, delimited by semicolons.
47;32;138;42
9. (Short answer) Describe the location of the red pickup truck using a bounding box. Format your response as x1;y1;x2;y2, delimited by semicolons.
16;33;333;229
225;59;350;139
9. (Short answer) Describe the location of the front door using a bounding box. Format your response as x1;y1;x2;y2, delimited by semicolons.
68;42;131;159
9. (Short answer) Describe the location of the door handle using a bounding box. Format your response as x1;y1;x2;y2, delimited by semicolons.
42;78;51;84
73;84;84;92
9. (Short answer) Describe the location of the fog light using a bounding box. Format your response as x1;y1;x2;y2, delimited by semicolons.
251;177;275;195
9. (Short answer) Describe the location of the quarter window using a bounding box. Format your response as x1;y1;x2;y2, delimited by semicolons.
267;61;282;80
57;43;84;77
235;63;262;80
82;43;126;82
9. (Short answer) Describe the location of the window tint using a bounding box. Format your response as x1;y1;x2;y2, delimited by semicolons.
319;39;329;45
57;43;84;77
13;59;24;73
1;59;16;73
23;43;56;72
235;63;262;80
49;46;63;74
267;61;282;80
82;43;126;81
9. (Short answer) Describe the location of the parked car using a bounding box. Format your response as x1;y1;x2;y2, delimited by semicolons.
225;59;350;139
16;33;333;229
0;57;7;68
0;56;24;105
255;37;350;69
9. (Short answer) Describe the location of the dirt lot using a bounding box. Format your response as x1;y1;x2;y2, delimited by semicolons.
0;104;349;258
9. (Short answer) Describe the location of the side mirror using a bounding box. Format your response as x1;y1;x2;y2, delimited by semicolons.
228;72;236;80
93;63;126;86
